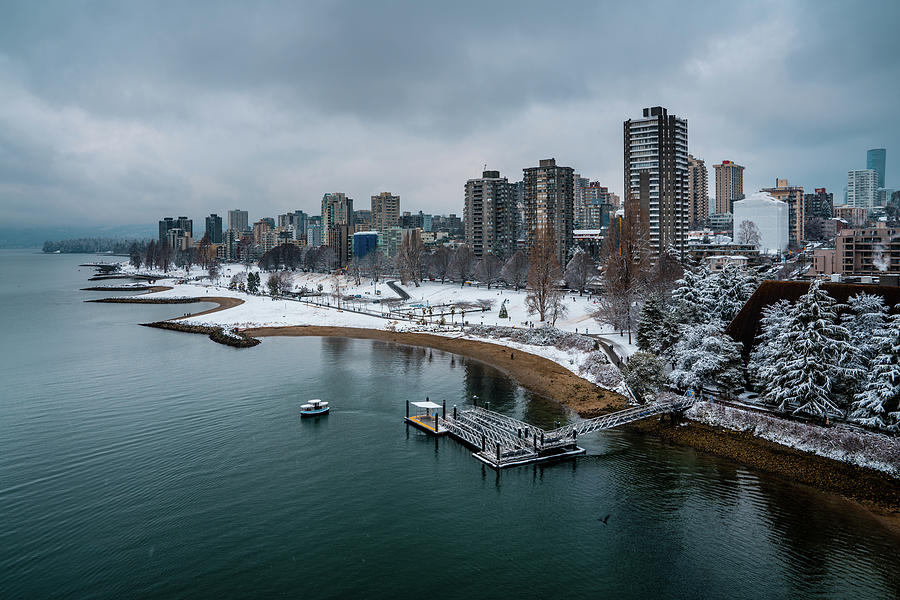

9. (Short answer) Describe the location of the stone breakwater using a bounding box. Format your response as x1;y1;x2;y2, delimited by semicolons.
140;321;260;348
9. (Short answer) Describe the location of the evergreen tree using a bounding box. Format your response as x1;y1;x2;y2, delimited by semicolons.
850;313;900;430
498;302;508;319
247;272;260;294
636;293;665;353
761;281;861;419
747;299;793;388
670;268;711;326
622;352;665;404
668;319;743;397
841;293;888;366
708;263;758;323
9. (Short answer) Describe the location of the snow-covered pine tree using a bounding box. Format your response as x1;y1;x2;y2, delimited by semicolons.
849;313;900;430
671;269;710;326
747;299;793;388
841;292;888;365
708;263;757;323
498;302;508;319
762;280;862;419
636;293;665;353
668;319;743;397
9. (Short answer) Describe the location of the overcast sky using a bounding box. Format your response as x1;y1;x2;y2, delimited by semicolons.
1;0;898;228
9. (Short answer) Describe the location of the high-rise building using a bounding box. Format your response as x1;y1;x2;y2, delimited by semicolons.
228;209;249;233
761;178;805;247
573;174;590;229
205;214;223;244
804;188;834;220
158;217;175;243
371;192;400;233
847;169;878;211
580;182;613;230
523;158;575;264
624;106;689;256
867;148;886;189
306;224;323;247
713;160;744;214
175;217;192;238
321;193;354;247
464;170;517;259
687;155;709;228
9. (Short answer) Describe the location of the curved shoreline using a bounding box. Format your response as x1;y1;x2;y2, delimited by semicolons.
97;292;900;520
246;325;624;416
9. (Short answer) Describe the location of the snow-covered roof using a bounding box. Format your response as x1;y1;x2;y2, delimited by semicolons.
411;401;442;409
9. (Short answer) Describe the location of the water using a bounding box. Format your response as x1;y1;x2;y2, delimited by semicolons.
1;250;898;599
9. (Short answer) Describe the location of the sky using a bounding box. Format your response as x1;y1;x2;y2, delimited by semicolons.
1;0;898;228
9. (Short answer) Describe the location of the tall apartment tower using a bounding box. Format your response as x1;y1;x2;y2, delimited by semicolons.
523;158;575;265
321;192;354;246
581;182;613;230
714;160;745;214
761;178;805;247
867;149;886;188
847;169;879;211
573;174;590;229
686;155;709;228
464;170;517;259
371;192;400;233
227;209;249;233
205;214;223;244
624;106;689;256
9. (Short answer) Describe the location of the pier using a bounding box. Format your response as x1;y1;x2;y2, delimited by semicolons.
406;395;696;469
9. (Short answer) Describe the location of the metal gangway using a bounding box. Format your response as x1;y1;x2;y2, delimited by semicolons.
437;394;696;469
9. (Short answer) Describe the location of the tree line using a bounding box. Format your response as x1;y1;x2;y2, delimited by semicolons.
43;237;149;254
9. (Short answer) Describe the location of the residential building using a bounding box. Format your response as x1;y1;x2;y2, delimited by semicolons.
524;158;575;264
761;178;805;247
713;160;744;214
877;188;894;208
847;169;879;212
223;228;241;261
321;193;354;247
687;155;709;228
205;214;223;244
165;227;191;251
158;217;175;243
573;174;590;229
353;210;372;230
352;231;378;259
432;214;463;237
707;212;734;233
464;169;517;259
253;219;272;247
835;222;900;275
867;148;886;188
578;182;613;230
227;209;249;233
733;193;789;255
378;226;404;257
804;188;834;220
624;106;689;256
834;205;868;228
306;224;323;247
371;192;400;233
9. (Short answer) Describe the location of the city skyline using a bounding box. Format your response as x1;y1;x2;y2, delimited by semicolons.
1;1;898;228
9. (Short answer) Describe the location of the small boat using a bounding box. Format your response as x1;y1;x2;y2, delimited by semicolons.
300;399;330;417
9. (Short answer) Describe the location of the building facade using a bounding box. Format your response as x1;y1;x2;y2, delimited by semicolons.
523;158;575;264
371;192;400;234
733;192;789;255
713;160;744;214
321;193;354;247
804;188;834;220
624;106;689;256
352;231;378;259
761;179;805;248
205;214;223;244
464;170;517;259
687;155;709;228
847;169;879;212
867;148;886;189
227;209;249;233
834;222;900;275
581;182;613;230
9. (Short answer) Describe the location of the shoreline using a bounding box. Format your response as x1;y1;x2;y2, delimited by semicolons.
98;291;900;520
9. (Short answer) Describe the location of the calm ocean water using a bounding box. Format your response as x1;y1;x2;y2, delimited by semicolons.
1;249;898;599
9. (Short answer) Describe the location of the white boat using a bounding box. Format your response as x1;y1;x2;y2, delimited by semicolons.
300;399;330;417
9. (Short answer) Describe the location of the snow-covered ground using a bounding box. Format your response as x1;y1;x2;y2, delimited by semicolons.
116;263;626;390
687;401;900;477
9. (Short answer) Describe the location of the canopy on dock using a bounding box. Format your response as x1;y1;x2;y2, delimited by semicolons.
411;401;442;410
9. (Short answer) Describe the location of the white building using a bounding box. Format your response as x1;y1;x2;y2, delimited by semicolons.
732;192;788;255
847;169;878;211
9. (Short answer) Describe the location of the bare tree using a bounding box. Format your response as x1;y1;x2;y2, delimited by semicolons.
196;233;213;269
525;227;564;322
474;253;503;289
395;232;426;286
736;219;761;247
645;246;683;299
428;246;452;284
348;255;363;285
449;245;476;287
315;246;336;272
501;250;529;291
208;260;220;282
594;208;651;343
564;249;597;295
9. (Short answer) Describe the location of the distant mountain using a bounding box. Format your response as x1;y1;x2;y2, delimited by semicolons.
0;225;156;249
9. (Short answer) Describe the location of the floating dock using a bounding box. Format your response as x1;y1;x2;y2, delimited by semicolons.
405;395;696;470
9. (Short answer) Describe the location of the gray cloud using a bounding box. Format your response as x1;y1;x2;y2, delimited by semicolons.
1;0;898;227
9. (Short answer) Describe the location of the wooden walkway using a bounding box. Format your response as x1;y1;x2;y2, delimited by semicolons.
410;396;695;469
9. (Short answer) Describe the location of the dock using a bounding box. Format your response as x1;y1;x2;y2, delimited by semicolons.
405;395;695;469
